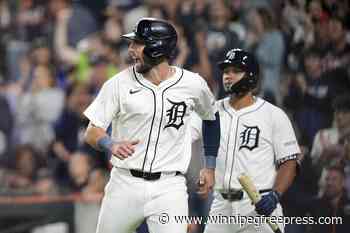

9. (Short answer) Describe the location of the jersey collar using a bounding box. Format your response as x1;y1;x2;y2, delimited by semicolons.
132;66;183;91
223;96;265;116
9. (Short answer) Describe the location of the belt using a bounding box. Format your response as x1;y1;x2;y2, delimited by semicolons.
220;189;272;202
129;169;182;181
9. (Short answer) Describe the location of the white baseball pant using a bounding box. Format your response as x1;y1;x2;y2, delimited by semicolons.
95;167;188;233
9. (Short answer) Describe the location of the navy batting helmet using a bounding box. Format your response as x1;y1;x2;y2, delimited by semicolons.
121;18;177;60
218;48;259;94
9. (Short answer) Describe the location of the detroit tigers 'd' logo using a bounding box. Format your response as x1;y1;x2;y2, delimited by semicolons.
239;125;260;151
164;99;187;130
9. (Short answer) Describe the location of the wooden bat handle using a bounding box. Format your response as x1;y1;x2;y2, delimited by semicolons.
238;174;261;203
238;174;282;233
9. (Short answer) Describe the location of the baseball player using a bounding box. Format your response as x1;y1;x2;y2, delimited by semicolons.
203;48;300;233
83;18;220;233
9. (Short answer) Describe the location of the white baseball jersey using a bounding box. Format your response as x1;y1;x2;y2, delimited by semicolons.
84;66;216;174
215;97;300;191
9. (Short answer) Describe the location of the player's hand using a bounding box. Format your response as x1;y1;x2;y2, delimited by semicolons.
110;140;139;160
255;190;280;216
197;168;215;199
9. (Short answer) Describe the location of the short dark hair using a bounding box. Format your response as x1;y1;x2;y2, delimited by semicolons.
256;7;276;31
333;94;350;112
329;15;346;27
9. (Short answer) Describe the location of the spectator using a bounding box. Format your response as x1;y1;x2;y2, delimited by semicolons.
118;1;147;35
146;0;169;20
55;24;119;84
311;95;350;196
0;79;14;163
30;38;53;67
282;0;309;45
308;0;328;23
227;1;246;42
156;0;181;22
33;168;59;195
309;166;350;233
16;65;64;154
284;49;337;146
322;0;350;22
51;83;92;184
81;168;109;203
205;0;242;98
322;16;350;75
20;38;55;91
190;31;216;93
49;0;98;48
174;0;209;71
281;0;311;73
311;94;350;168
53;84;92;156
0;0;11;75
15;0;46;42
0;0;11;33
3;144;42;194
67;151;94;192
245;7;285;104
342;132;350;198
102;11;128;72
172;24;190;67
306;5;330;54
88;55;112;95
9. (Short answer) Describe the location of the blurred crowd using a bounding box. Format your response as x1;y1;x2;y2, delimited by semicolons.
0;0;349;233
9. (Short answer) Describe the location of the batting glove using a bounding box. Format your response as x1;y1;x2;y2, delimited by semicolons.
255;190;281;216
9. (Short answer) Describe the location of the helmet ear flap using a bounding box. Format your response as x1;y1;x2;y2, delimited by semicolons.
144;40;164;58
227;73;258;95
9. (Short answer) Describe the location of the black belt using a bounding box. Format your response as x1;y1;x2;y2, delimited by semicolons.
220;189;272;201
129;169;182;181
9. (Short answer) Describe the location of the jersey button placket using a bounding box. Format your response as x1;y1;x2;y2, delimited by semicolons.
224;115;238;190
145;92;162;170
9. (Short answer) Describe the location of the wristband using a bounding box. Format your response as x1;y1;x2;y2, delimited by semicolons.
97;136;114;153
205;156;216;169
272;190;281;202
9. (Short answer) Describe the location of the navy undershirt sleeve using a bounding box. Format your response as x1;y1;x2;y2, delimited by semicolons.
202;112;220;168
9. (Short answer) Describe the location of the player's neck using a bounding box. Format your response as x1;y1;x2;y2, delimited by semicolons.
144;62;174;86
229;93;255;110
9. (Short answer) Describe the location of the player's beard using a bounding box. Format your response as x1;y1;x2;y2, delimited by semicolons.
223;81;234;93
136;54;163;74
223;75;251;97
129;52;151;74
135;61;153;74
223;80;241;96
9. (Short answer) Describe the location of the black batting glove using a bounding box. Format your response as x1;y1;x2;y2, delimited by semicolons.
255;190;281;216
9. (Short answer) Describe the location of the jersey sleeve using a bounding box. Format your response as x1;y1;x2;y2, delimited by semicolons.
272;108;301;166
190;112;202;143
193;75;217;120
84;78;119;130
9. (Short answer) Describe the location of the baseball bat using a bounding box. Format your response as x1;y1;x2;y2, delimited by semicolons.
238;173;282;233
